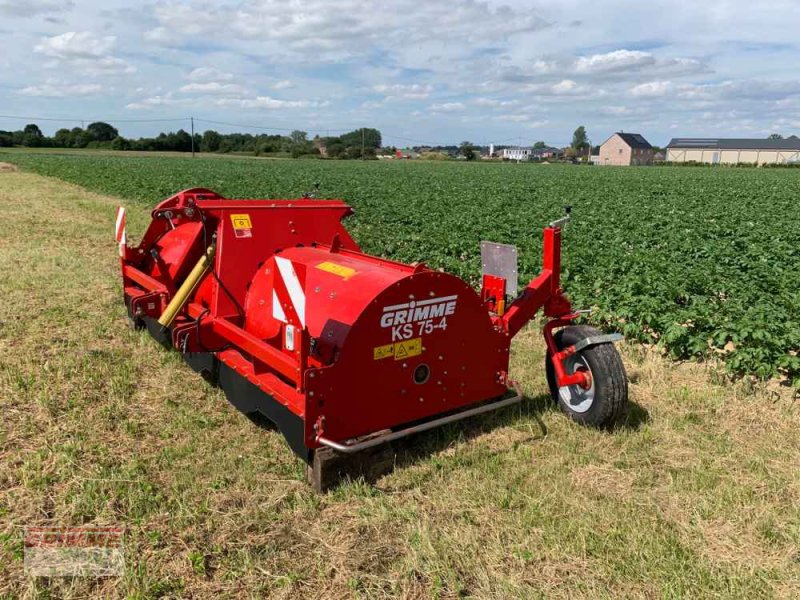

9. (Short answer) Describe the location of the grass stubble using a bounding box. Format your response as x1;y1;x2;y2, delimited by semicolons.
0;168;798;598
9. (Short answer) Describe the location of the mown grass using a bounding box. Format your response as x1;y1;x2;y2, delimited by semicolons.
0;168;799;598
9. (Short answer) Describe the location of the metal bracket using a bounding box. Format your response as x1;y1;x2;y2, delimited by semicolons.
317;383;523;454
548;205;573;229
572;333;624;354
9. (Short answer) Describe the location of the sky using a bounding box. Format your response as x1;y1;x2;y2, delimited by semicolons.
1;0;799;147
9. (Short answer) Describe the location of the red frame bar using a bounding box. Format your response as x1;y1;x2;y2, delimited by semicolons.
123;264;169;294
211;317;300;384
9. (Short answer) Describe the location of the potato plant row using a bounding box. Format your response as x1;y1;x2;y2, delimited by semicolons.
5;152;799;383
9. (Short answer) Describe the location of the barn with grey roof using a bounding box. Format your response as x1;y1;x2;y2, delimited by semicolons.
667;137;800;165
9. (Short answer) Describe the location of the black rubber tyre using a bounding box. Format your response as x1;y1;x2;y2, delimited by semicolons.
545;325;628;427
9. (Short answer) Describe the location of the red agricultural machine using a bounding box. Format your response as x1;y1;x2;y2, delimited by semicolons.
116;188;628;490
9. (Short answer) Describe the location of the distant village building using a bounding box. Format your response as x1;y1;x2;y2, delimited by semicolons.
501;147;533;161
395;148;419;159
532;146;562;160
598;132;654;166
666;137;800;165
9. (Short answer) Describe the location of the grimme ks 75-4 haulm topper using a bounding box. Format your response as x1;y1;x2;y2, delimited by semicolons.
116;188;628;490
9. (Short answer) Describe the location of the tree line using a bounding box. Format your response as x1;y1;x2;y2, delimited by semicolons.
0;122;383;159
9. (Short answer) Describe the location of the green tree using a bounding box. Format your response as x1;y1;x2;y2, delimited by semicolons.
339;128;381;151
201;130;222;152
21;123;44;147
290;130;307;145
325;138;346;158
459;141;476;161
87;121;119;142
53;128;72;147
768;133;783;140
110;136;130;151
70;127;90;148
571;126;589;153
173;129;193;152
533;141;548;150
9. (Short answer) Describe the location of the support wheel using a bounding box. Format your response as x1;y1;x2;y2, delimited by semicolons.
545;325;628;427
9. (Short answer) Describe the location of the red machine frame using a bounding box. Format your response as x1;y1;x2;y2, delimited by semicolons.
118;189;594;467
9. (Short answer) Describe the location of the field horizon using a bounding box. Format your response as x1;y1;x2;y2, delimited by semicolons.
3;150;799;385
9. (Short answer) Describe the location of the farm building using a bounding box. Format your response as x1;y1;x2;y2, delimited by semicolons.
597;132;654;166
532;146;562;160
500;146;562;161
666;137;800;165
501;147;533;161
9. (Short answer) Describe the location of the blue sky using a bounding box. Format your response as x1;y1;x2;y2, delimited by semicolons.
1;0;799;147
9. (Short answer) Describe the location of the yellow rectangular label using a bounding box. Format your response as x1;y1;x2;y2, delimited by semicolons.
316;261;356;279
373;343;394;360
230;214;252;230
393;337;422;360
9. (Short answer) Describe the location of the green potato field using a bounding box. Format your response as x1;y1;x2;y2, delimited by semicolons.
3;152;799;383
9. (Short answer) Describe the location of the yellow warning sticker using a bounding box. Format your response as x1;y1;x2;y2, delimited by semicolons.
373;338;423;360
393;337;422;360
231;214;253;238
316;261;356;279
373;343;394;360
230;214;252;230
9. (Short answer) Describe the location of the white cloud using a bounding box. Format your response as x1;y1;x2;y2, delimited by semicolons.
6;1;800;145
0;0;73;17
185;67;234;82
126;93;181;109
179;82;247;95
35;31;115;59
493;114;529;123
127;91;328;111
18;81;102;97
143;27;171;44
474;97;519;108
373;83;433;99
492;114;549;127
429;102;466;112
631;81;672;97
524;79;588;96
214;96;328;109
575;49;654;73
34;31;135;75
147;0;547;59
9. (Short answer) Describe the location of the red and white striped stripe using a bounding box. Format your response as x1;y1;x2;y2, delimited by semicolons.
272;256;306;328
115;206;127;257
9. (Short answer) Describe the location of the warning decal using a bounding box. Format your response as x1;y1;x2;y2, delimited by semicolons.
393;338;422;360
373;343;394;360
373;338;423;361
230;214;253;238
316;261;356;279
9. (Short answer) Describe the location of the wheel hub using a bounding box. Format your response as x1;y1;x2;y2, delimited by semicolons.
558;354;595;413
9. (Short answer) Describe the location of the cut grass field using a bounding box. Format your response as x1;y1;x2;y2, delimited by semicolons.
1;168;799;598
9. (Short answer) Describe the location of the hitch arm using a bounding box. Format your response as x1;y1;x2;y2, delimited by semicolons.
502;226;570;338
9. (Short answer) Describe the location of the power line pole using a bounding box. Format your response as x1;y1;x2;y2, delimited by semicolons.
190;116;195;158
